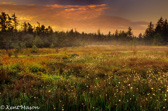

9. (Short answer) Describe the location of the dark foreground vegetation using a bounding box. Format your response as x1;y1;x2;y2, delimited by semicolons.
0;46;168;111
1;12;168;51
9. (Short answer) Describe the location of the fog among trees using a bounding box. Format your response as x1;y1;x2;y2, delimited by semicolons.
1;12;168;50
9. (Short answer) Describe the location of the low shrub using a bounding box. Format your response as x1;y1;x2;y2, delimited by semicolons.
31;45;38;53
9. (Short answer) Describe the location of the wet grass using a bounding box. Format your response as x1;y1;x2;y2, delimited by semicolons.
0;45;168;111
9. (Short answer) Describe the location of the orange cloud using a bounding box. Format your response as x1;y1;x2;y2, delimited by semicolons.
65;8;76;12
1;2;14;5
26;4;36;6
0;4;148;36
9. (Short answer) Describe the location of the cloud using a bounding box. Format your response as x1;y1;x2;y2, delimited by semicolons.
0;3;148;35
0;0;106;5
46;4;109;10
66;14;148;35
1;2;14;5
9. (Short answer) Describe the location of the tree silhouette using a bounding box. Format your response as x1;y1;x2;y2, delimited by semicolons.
127;27;133;38
27;22;34;33
11;13;18;32
0;12;13;32
163;19;168;42
22;22;28;33
144;22;155;41
155;17;164;34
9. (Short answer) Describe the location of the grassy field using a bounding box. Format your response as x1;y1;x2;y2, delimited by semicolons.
0;45;168;111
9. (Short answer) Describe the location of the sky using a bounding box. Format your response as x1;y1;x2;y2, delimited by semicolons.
0;0;168;36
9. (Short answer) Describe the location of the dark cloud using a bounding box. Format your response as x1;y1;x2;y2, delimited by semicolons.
105;0;168;22
0;0;105;5
50;0;105;5
81;15;148;35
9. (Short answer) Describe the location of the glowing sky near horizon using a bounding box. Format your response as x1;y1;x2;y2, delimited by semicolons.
0;0;168;36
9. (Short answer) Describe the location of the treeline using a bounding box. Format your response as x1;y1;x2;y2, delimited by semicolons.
144;17;168;45
0;12;168;50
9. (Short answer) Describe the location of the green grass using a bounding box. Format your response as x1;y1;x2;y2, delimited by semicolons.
0;45;168;111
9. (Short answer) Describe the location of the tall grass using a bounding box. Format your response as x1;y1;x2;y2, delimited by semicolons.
0;45;167;111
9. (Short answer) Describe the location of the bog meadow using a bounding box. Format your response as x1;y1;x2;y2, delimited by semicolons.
0;12;168;111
